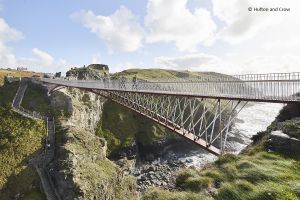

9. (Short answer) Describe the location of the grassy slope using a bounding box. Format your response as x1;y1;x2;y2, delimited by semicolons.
111;68;231;80
0;82;46;199
143;111;300;200
0;69;42;86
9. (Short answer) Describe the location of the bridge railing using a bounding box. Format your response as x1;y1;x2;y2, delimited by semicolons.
41;72;300;102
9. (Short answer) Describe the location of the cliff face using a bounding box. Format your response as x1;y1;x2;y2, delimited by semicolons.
52;88;105;132
50;88;137;200
66;64;109;80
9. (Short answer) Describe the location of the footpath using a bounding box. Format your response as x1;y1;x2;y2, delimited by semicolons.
12;78;60;200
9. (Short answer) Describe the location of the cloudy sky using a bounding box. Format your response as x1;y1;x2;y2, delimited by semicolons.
0;0;299;74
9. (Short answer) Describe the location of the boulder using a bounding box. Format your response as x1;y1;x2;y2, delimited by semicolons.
266;130;300;154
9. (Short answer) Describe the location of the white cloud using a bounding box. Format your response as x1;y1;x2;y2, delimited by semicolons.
18;48;70;73
91;53;101;64
32;48;54;66
155;54;222;71
0;18;23;66
236;55;300;74
212;0;300;44
0;18;23;43
145;0;217;52
112;62;135;73
0;17;70;73
155;53;300;75
72;6;144;53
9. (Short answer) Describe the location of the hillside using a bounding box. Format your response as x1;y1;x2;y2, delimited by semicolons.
0;81;46;199
0;69;43;86
112;68;233;81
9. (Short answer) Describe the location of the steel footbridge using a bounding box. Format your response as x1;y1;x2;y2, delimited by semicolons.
41;72;300;155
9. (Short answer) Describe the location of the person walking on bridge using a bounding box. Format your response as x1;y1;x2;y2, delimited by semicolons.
119;76;126;90
103;74;110;88
132;75;138;90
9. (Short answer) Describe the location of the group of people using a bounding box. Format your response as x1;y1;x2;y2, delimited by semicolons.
102;75;138;90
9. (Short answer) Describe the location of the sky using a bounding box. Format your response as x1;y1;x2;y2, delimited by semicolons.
0;0;299;75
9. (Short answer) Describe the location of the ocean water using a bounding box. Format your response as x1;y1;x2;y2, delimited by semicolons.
178;102;283;168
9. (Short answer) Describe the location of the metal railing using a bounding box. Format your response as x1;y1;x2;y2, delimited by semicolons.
41;72;300;103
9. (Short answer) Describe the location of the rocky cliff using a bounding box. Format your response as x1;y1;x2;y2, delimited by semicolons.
49;88;138;200
66;64;109;80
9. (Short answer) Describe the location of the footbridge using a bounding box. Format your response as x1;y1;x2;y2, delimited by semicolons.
41;72;300;155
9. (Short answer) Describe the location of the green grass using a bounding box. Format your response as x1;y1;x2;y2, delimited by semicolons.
176;168;213;191
0;69;42;86
111;68;233;81
145;150;300;199
63;128;138;199
173;151;299;200
142;188;213;200
218;181;298;200
0;82;46;199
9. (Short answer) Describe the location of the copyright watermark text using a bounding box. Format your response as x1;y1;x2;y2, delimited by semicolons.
248;7;290;12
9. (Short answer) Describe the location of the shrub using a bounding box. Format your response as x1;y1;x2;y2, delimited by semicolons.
238;167;270;183
203;169;226;187
176;168;199;187
250;182;298;200
217;183;242;200
181;176;213;191
282;120;300;139
215;154;238;166
236;160;255;170
235;180;255;192
143;187;212;200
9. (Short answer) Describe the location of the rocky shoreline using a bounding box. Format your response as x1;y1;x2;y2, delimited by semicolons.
113;140;215;193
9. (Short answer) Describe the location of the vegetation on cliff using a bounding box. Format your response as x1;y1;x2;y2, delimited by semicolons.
112;68;232;81
0;81;46;199
143;104;300;200
57;127;138;199
96;100;173;155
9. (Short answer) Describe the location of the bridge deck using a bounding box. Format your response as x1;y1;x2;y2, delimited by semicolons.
41;72;300;103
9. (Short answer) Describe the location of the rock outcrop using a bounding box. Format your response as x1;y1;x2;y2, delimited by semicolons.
50;88;137;200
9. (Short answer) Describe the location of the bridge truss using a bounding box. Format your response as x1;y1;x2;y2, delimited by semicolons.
90;90;247;155
42;72;300;155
